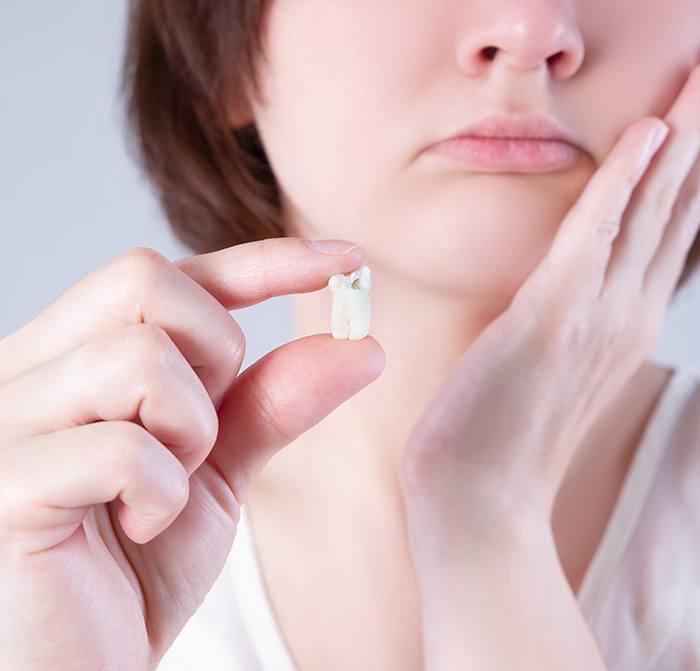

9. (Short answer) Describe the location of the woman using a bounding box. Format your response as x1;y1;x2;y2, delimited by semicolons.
1;1;699;669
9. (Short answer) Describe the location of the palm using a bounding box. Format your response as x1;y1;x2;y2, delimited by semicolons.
25;461;238;671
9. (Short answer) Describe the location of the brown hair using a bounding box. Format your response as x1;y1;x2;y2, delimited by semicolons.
120;1;700;298
121;0;282;255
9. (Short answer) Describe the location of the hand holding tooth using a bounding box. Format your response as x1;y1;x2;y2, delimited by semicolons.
0;238;384;671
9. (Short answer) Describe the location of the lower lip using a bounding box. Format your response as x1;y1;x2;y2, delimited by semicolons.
425;136;581;172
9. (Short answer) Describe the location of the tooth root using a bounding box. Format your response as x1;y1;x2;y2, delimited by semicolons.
328;265;372;340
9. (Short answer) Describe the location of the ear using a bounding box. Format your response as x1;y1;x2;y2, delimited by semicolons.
226;77;259;130
227;97;255;129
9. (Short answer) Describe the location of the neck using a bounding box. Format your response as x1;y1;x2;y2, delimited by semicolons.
250;252;515;523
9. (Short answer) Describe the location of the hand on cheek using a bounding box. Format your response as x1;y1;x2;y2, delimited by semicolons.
400;62;700;565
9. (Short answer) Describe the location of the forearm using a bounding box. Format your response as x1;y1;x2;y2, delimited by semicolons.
417;508;607;671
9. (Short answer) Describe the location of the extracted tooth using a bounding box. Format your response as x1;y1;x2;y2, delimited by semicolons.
328;265;372;340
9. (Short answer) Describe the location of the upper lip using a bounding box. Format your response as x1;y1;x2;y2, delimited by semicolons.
433;114;580;148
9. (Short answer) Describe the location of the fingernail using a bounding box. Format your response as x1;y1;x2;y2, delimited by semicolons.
306;239;360;255
647;122;670;154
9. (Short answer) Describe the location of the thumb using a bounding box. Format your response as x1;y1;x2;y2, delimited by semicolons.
206;332;385;506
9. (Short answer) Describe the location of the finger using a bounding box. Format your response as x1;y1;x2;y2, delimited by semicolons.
0;421;189;552
206;332;386;508
0;238;364;409
172;237;362;309
602;62;700;300
643;157;700;308
523;117;669;309
0;246;243;410
0;323;218;476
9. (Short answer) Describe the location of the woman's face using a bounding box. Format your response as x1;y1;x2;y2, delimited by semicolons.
238;1;700;302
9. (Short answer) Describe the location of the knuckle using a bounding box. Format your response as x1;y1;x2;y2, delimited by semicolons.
114;421;159;482
603;319;632;353
599;299;628;333
120;245;168;266
129;322;177;370
75;323;179;397
537;306;591;354
113;246;170;295
197;399;220;451
127;324;219;448
598;302;634;344
595;211;623;244
168;461;190;507
599;303;654;357
616;289;663;344
114;421;188;508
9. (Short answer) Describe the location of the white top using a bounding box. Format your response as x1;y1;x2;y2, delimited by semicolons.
157;366;700;671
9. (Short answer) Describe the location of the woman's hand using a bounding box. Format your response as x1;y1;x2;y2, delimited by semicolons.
400;62;700;670
0;239;384;671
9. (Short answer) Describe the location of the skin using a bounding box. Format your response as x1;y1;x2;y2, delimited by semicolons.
0;241;385;670
1;3;697;670
228;1;700;669
400;101;700;668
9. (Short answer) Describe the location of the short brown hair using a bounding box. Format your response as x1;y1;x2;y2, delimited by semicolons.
121;0;281;255
120;1;700;298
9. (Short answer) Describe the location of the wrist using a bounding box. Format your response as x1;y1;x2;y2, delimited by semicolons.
412;502;555;600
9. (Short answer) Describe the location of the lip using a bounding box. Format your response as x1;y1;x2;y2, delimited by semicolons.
423;114;585;173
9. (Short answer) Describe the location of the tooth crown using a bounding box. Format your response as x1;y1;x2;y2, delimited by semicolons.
328;265;372;340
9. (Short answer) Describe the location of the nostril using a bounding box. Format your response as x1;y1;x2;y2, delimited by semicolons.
548;51;566;67
482;46;498;61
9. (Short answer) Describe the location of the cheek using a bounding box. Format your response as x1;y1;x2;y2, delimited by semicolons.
575;0;700;162
252;0;449;223
297;168;591;302
362;177;582;296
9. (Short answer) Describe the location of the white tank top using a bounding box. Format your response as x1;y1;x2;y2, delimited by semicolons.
157;366;700;671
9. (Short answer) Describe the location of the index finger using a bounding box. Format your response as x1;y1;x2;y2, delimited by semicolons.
173;237;363;308
516;118;668;312
0;237;364;407
602;61;700;296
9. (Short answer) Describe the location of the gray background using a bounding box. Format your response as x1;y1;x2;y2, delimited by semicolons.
0;1;290;372
1;1;699;375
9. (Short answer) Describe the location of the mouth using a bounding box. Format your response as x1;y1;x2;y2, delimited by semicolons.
423;113;586;173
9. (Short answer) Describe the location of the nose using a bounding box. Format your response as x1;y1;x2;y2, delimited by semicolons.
456;1;585;81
